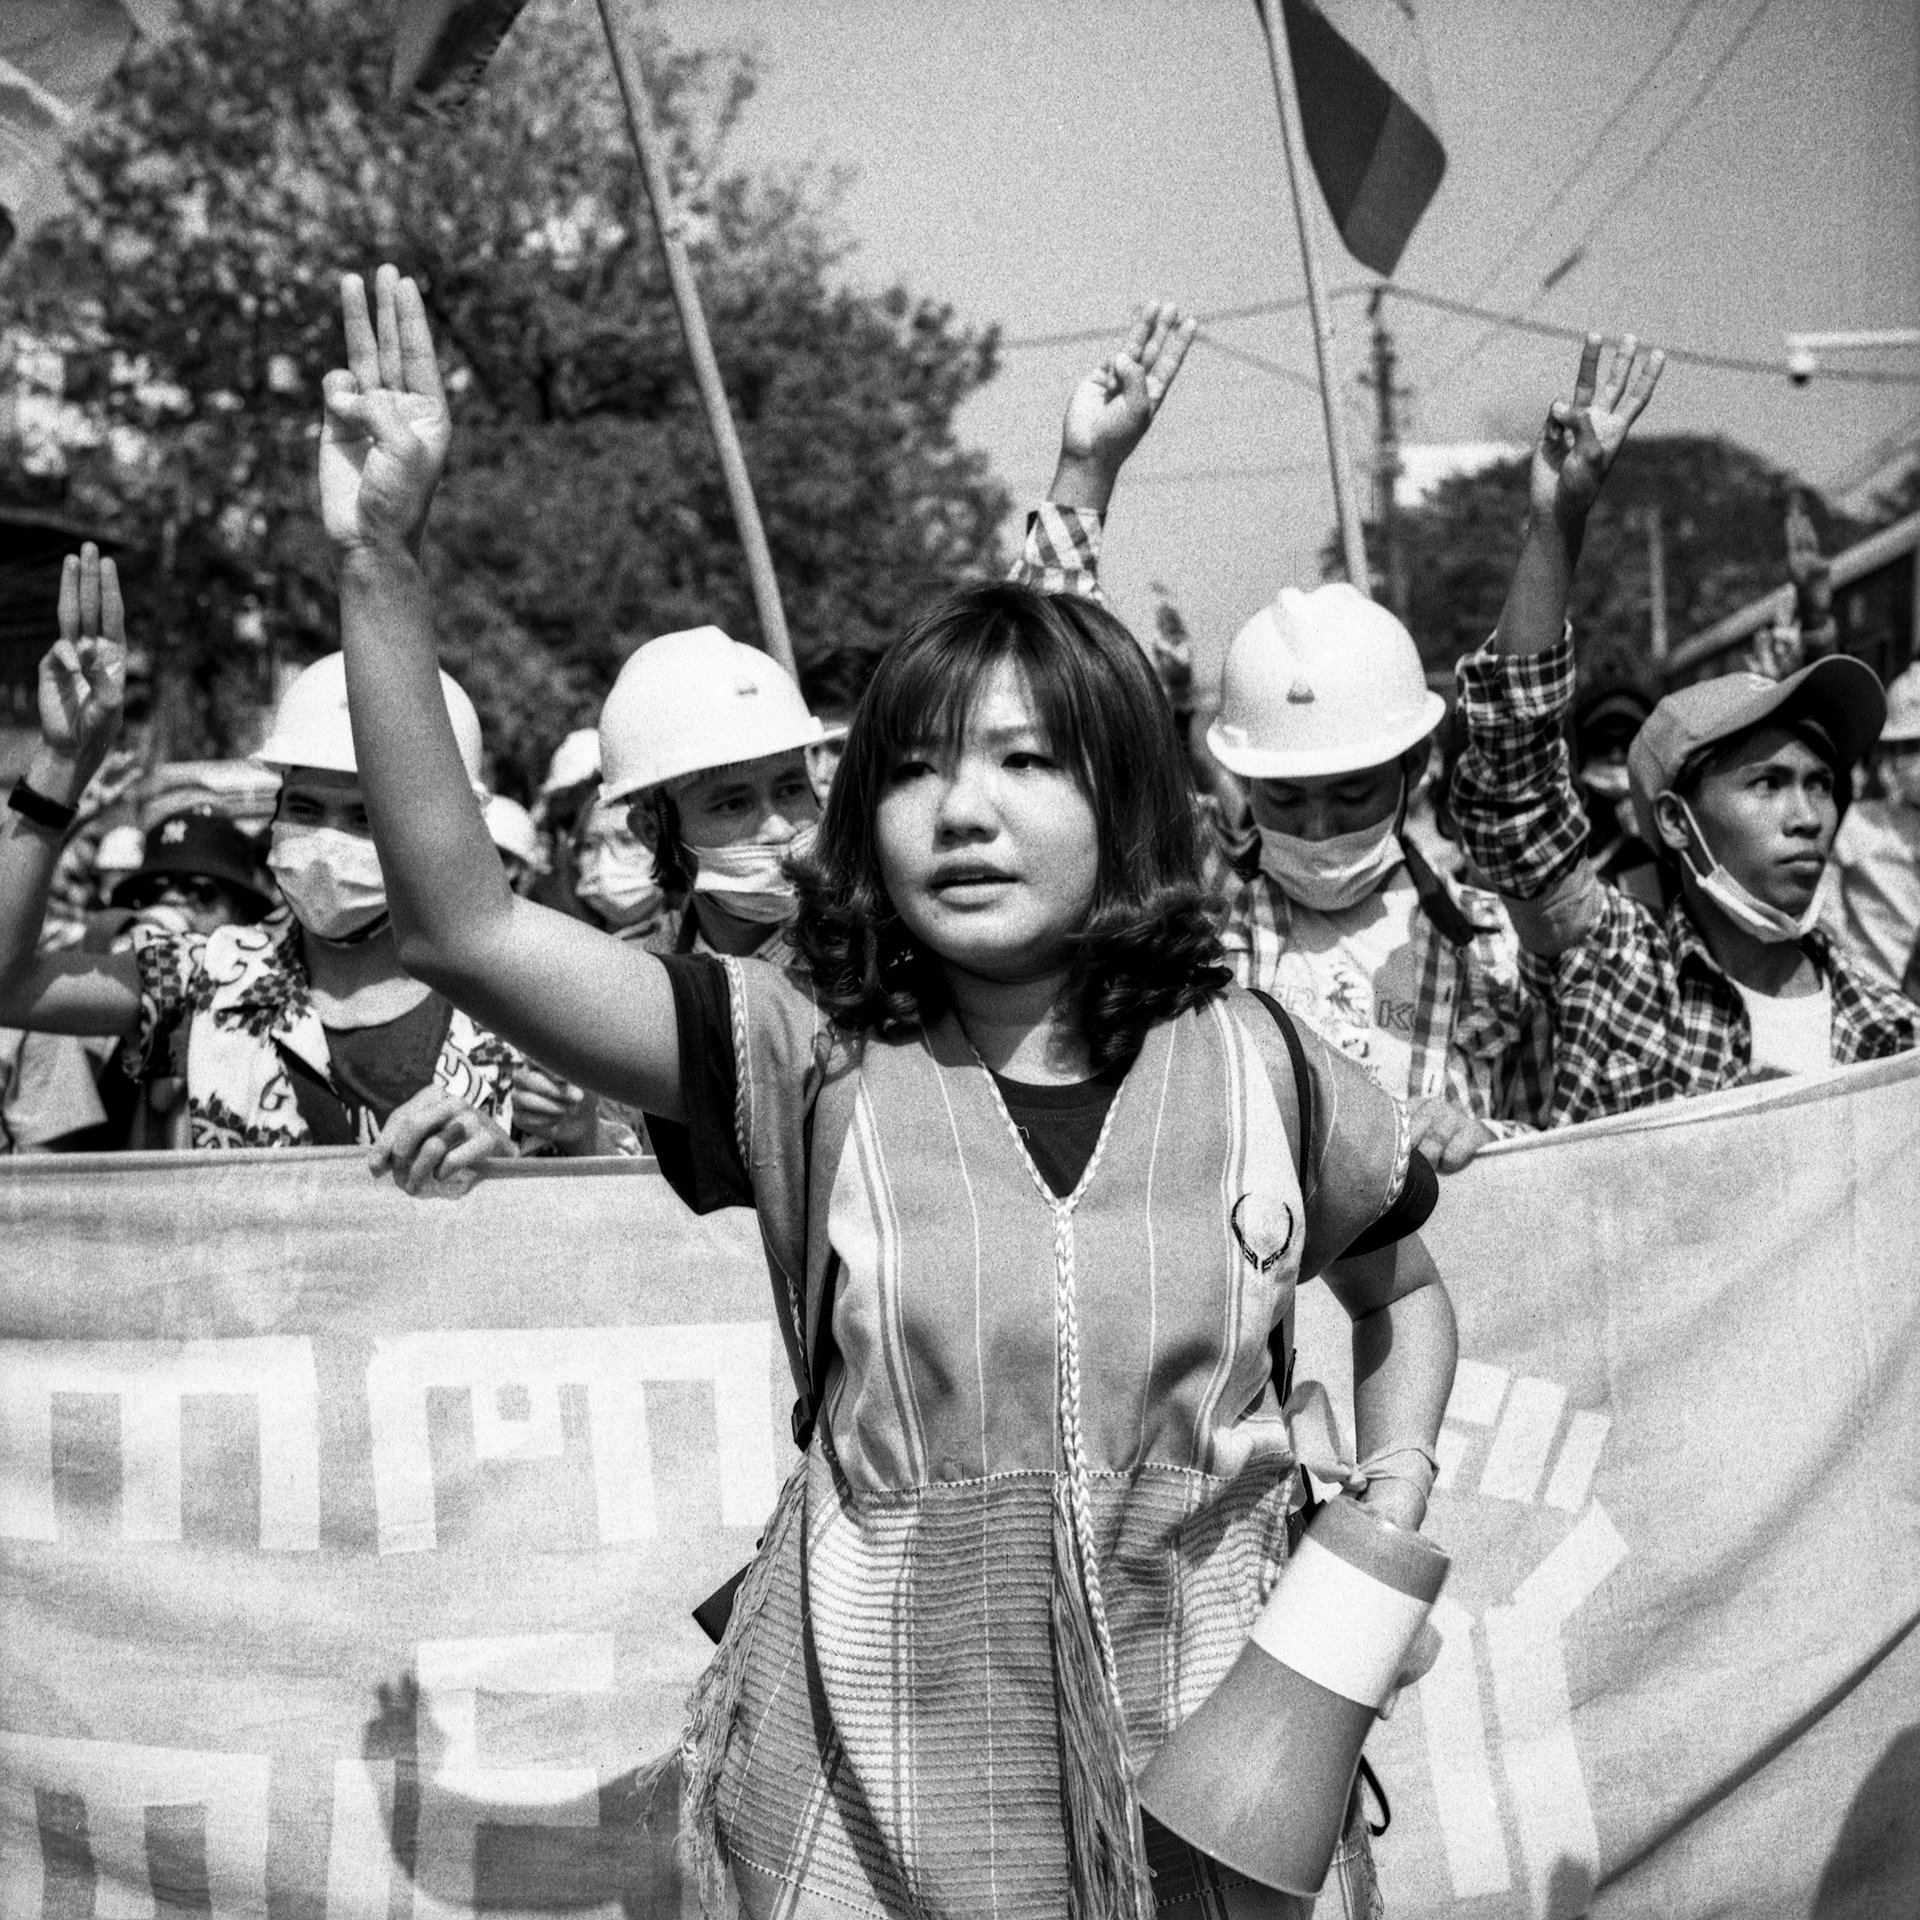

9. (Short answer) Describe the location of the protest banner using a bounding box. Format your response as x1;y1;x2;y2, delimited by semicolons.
3;1052;1916;1917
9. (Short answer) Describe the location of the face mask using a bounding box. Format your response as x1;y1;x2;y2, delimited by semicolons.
574;839;661;928
268;823;388;942
1256;814;1403;914
1885;754;1920;811
688;826;816;925
1668;796;1820;945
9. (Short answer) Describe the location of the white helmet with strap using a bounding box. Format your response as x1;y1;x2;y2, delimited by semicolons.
1207;583;1444;780
598;626;823;803
253;652;486;790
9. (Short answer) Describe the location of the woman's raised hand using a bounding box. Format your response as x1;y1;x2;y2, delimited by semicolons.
320;265;453;556
1057;300;1197;480
39;545;127;777
1529;332;1666;536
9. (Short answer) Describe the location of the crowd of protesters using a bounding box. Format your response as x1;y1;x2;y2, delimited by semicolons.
0;263;1916;1918
3;295;1914;1171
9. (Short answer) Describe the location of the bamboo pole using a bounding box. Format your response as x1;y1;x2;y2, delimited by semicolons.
592;0;797;676
1252;0;1372;593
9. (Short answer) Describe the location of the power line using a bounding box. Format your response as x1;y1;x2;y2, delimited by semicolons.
999;290;1326;353
1461;0;1710;308
1429;0;1783;385
1550;0;1784;276
1010;281;1920;389
1383;282;1920;386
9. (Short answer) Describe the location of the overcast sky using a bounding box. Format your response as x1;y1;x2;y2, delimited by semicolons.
652;0;1919;668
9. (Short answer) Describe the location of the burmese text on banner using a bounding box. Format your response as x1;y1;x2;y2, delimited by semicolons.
3;1054;1917;1917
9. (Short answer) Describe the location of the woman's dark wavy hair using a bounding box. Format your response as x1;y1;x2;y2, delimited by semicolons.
790;580;1229;1072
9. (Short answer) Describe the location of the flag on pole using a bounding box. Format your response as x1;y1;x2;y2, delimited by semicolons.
0;0;136;258
1280;0;1447;276
389;0;535;103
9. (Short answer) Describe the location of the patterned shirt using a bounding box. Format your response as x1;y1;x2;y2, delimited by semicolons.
1213;835;1549;1125
1452;633;1916;1125
1013;502;1549;1127
126;912;520;1149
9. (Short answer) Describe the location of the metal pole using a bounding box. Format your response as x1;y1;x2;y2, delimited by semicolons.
1367;289;1406;618
1646;504;1669;665
591;0;797;676
1253;0;1371;592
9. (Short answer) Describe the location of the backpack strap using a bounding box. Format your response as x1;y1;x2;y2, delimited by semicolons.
1247;988;1314;1410
1400;835;1477;950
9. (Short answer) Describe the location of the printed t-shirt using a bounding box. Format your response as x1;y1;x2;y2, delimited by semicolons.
1262;867;1424;1096
1735;978;1835;1080
126;913;519;1148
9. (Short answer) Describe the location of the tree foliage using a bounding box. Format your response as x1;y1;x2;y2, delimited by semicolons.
1369;435;1874;684
1;0;1008;791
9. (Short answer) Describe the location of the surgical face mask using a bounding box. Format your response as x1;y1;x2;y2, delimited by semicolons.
574;835;661;929
1256;813;1403;914
688;826;817;926
1668;795;1820;945
1884;751;1920;811
268;823;388;942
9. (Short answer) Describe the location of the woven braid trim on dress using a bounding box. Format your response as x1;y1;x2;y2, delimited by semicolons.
973;1060;1155;1920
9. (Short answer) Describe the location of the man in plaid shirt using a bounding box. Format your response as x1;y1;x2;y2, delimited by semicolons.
1454;334;1915;1127
1012;304;1546;1171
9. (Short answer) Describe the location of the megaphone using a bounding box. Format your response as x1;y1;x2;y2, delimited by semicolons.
1136;1495;1448;1897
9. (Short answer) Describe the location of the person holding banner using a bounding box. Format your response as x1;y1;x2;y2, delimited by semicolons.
0;546;529;1179
1015;311;1545;1171
326;263;1455;1920
1453;333;1916;1123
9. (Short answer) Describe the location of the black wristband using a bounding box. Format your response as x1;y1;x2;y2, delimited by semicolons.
7;777;80;835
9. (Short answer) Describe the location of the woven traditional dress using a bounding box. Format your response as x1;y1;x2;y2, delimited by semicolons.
659;956;1419;1920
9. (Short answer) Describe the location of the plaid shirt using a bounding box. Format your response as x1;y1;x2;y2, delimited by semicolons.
1009;499;1107;599
1453;633;1916;1126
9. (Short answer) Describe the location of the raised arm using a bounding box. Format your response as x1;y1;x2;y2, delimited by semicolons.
1491;332;1665;658
1010;302;1195;601
323;267;685;1116
1454;336;1664;938
1047;300;1195;515
0;547;144;1037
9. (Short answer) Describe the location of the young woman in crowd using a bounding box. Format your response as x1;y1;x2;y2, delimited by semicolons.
1452;333;1916;1119
327;263;1455;1919
0;547;524;1179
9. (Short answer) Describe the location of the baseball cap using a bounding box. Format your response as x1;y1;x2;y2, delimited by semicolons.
109;809;274;915
1627;655;1886;846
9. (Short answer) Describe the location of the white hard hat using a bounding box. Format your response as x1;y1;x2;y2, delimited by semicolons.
482;793;544;870
539;726;602;797
1207;584;1445;780
1883;662;1920;745
94;824;146;875
253;653;485;788
599;626;823;803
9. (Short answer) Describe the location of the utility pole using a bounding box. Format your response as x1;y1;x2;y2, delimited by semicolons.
1644;504;1669;665
1364;289;1410;619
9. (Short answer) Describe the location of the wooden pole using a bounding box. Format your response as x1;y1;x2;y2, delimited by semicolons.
1645;504;1669;665
1252;0;1371;592
591;0;797;676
